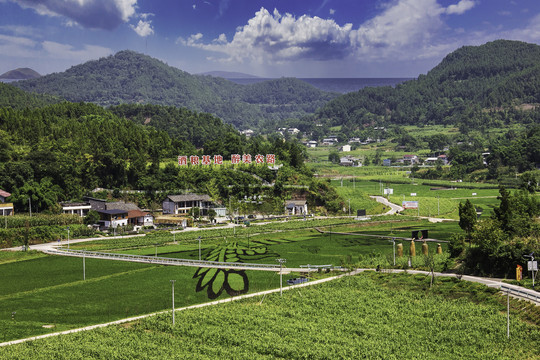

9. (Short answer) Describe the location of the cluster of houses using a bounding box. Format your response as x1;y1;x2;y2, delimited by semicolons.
305;137;384;148
383;154;448;166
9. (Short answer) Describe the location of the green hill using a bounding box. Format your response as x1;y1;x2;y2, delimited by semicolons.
312;40;540;131
0;67;41;80
14;50;337;129
0;81;59;109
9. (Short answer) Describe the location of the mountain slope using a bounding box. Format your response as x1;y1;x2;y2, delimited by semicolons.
0;82;59;109
0;67;41;80
313;40;540;129
14;51;337;129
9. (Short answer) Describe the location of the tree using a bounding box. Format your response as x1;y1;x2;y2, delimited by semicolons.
189;207;200;224
520;172;538;194
207;209;216;224
84;210;100;225
328;151;340;164
458;199;477;243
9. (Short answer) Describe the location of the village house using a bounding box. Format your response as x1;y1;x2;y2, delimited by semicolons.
0;189;13;216
61;202;92;217
340;144;351;152
83;197;154;227
162;194;226;217
306;140;318;148
97;209;128;228
284;200;308;216
321;136;339;146
398;154;419;165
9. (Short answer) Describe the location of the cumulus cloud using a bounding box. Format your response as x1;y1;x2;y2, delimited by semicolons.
445;0;476;15
12;0;137;30
180;0;479;64
131;20;154;37
176;33;204;46
185;8;354;62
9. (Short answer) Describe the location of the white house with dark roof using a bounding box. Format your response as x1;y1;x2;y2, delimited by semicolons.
97;209;129;228
163;194;225;216
0;189;13;216
61;202;92;217
284;200;308;215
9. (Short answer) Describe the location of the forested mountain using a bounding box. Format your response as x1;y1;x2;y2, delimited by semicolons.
0;67;41;80
0;82;59;109
310;40;540;134
13;50;337;130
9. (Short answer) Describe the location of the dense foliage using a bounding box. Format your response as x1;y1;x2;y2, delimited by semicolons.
301;40;540;136
13;50;337;130
456;186;540;277
0;82;58;109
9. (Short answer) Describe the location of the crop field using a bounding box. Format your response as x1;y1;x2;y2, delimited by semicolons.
329;178;503;219
1;272;538;359
0;219;456;342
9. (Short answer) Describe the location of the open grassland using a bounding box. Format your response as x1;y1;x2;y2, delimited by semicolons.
1;272;538;359
0;218;457;342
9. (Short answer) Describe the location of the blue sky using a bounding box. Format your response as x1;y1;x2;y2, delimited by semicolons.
1;0;539;77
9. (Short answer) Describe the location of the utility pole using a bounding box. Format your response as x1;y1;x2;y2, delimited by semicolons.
507;288;510;338
83;252;86;280
171;280;176;326
348;199;350;216
438;196;440;216
277;258;286;297
198;236;202;261
28;197;31;216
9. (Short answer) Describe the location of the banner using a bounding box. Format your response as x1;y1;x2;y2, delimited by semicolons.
178;154;275;166
402;201;418;209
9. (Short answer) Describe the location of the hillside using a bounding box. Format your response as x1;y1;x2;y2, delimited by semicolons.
200;71;260;79
311;40;540;132
0;81;59;109
14;51;337;129
0;67;41;80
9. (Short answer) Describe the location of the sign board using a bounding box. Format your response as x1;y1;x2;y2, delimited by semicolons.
402;201;418;209
528;261;538;271
383;188;393;195
472;193;477;196
410;193;416;196
357;209;366;217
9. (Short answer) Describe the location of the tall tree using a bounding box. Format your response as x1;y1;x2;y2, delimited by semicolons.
458;199;477;243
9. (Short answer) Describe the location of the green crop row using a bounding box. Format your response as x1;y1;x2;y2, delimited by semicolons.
1;272;538;359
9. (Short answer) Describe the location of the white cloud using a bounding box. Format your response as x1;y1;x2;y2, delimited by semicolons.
0;34;38;58
445;0;476;15
186;7;354;62
354;0;445;55
131;20;154;37
12;0;137;30
329;9;336;15
41;41;112;60
177;33;204;46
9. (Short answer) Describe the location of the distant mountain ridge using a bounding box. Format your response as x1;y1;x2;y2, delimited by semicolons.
200;71;260;79
312;40;540;130
0;67;41;80
14;51;337;129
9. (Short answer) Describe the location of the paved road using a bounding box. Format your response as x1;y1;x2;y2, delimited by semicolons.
370;195;404;215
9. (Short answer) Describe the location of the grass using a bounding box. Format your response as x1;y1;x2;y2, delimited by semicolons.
1;272;538;359
0;219;461;342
